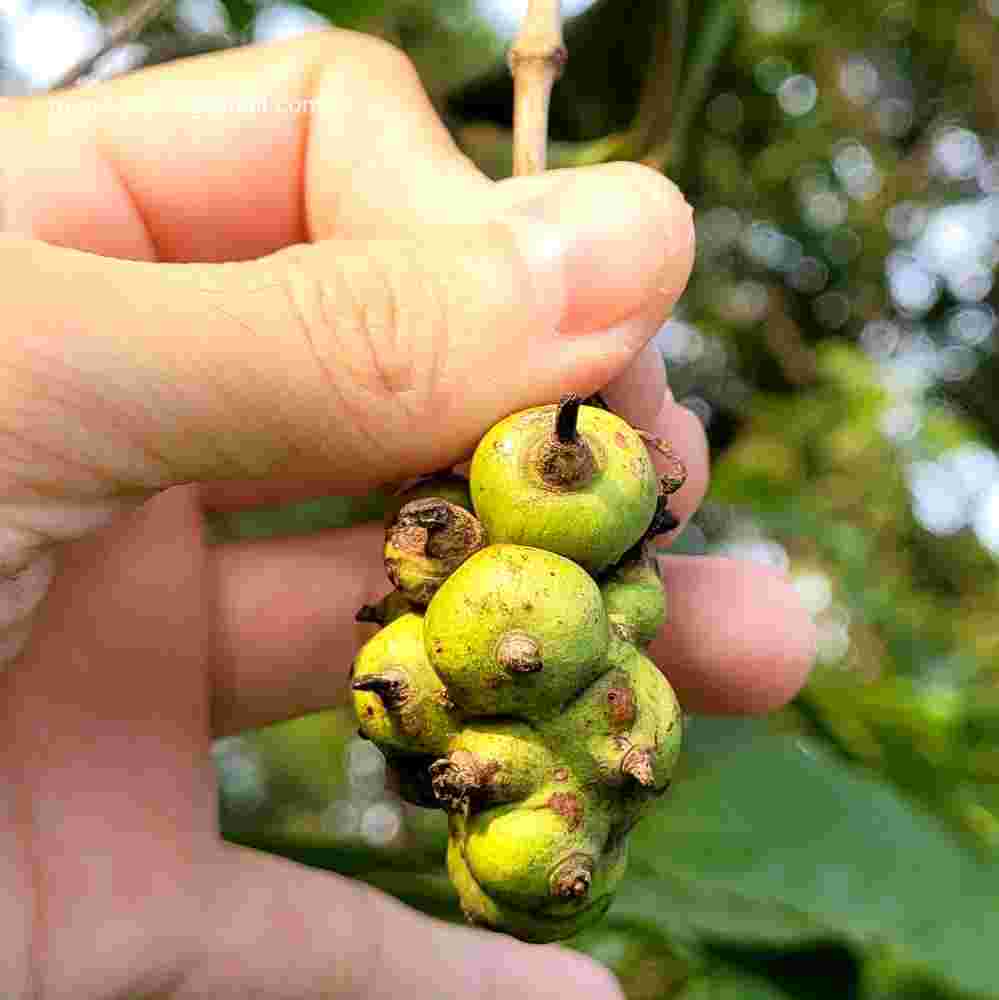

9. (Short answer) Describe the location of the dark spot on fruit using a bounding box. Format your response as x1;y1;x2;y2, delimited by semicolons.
614;431;627;448
554;767;569;781
621;747;655;787
550;853;593;900
547;791;583;831
607;686;637;730
365;706;374;717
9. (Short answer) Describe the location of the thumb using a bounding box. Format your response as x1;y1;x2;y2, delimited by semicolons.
189;845;624;1000
1;162;692;500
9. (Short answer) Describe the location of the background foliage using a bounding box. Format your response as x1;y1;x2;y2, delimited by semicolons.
3;0;998;995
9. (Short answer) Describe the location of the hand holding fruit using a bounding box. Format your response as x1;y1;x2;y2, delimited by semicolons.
0;34;814;1000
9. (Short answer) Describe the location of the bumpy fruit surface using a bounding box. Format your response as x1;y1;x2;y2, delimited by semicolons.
599;543;667;647
424;545;609;719
350;398;684;942
469;399;659;574
351;613;458;756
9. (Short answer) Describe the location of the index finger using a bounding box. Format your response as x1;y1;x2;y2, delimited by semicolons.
2;32;490;260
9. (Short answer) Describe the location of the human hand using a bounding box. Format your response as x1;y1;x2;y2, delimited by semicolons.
0;32;816;1000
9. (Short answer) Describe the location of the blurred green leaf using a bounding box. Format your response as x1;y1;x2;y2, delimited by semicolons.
615;729;999;998
678;969;797;1000
208;492;387;542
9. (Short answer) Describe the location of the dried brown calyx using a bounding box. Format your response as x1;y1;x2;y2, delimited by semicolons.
496;630;544;674
549;853;594;901
430;750;493;813
534;394;598;491
350;669;411;711
621;746;655;787
385;497;486;606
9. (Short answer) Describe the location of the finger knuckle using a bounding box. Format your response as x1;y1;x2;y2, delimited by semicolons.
320;31;423;92
276;246;448;435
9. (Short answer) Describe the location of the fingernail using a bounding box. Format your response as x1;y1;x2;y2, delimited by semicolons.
513;163;694;336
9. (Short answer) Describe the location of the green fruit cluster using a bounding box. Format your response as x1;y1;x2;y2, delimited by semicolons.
351;396;684;942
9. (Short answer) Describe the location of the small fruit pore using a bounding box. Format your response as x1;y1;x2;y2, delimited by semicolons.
429;750;499;813
496;630;544;674
621;746;655;787
351;669;411;710
536;393;597;490
550;853;594;901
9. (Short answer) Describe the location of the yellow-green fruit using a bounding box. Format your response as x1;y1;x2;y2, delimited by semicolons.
350;397;685;944
446;791;628;942
460;786;604;911
385;498;486;606
446;833;617;943
424;545;610;720
430;720;557;813
600;543;667;647
351;613;460;756
470;400;658;574
544;639;681;796
383;473;472;525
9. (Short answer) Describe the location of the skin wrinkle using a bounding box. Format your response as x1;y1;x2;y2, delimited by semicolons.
277;241;456;473
177;297;298;482
93;132;161;262
0;347;114;496
336;251;409;398
0;329;174;498
274;257;392;474
413;241;450;443
298;54;330;246
368;251;408;396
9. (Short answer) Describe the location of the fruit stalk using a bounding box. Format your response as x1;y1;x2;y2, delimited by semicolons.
508;0;566;176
